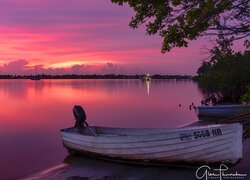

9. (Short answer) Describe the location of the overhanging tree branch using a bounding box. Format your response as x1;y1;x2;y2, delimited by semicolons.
111;0;250;53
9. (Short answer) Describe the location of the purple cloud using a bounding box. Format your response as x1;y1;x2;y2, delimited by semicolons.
0;59;30;75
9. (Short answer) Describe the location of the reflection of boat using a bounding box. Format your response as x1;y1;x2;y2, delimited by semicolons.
197;104;250;118
142;74;151;81
61;106;243;166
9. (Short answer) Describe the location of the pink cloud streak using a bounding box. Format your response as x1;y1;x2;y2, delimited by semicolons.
0;0;234;75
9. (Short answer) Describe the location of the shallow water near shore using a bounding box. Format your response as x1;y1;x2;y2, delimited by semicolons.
0;79;249;180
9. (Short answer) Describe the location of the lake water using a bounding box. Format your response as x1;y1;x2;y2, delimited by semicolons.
0;79;204;180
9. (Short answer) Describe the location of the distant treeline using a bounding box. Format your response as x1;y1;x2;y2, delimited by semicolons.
0;74;192;80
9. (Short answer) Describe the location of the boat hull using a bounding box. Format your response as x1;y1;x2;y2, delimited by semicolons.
61;124;242;165
197;104;250;118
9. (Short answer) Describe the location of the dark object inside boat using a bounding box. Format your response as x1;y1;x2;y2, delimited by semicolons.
73;105;86;128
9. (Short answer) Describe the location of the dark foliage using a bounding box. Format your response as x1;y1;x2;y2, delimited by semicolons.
197;51;250;103
112;0;250;52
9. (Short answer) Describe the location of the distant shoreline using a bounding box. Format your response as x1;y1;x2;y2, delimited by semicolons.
0;74;192;80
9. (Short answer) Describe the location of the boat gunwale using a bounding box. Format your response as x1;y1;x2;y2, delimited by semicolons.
61;123;236;137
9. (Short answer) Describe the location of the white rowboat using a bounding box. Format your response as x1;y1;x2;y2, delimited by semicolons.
197;104;250;118
61;123;243;166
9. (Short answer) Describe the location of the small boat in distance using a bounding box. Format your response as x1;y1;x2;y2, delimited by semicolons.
142;74;151;81
31;65;41;80
31;77;41;80
197;104;250;118
60;106;243;166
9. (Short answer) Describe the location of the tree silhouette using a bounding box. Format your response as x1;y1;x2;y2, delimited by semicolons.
112;0;250;52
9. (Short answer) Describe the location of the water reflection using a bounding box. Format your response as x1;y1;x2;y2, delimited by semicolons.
27;153;197;180
0;79;203;179
60;154;196;180
144;80;151;96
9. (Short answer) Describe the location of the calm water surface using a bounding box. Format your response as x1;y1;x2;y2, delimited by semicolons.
0;79;203;179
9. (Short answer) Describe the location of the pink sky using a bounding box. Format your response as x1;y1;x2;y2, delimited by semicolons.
0;0;233;75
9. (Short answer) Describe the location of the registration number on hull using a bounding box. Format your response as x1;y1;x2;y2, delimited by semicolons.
193;128;222;139
180;128;222;141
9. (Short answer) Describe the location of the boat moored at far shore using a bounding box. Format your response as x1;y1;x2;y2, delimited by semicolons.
197;104;250;118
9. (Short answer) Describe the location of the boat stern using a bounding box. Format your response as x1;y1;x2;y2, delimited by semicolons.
231;123;243;164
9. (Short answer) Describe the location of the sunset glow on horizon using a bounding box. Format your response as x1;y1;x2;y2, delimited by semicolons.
0;0;226;75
